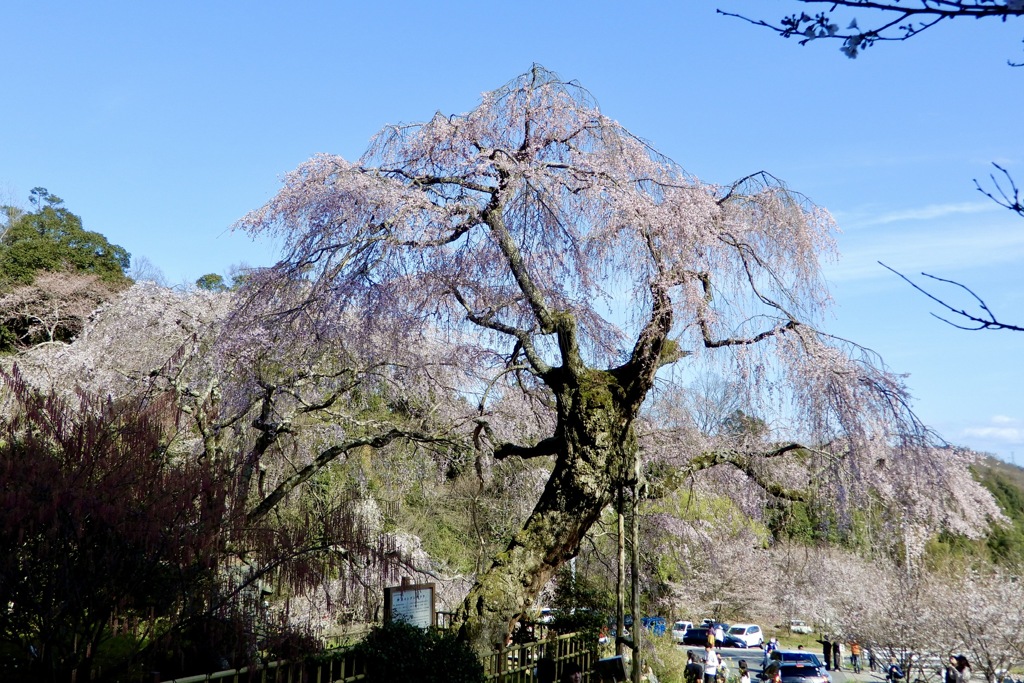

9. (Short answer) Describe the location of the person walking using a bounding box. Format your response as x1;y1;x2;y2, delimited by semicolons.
704;645;720;683
850;641;862;674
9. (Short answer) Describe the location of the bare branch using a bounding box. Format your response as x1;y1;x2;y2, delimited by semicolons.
718;1;1024;61
247;428;457;522
880;261;1024;331
975;162;1024;217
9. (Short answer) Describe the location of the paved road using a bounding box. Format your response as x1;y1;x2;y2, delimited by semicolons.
678;646;885;683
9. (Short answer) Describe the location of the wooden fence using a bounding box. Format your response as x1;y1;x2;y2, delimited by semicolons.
159;631;598;683
482;632;599;683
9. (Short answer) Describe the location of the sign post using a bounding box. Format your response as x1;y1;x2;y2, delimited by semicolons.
383;577;436;628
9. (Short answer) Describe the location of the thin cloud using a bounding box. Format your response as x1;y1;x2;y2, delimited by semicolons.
845;201;997;228
963;416;1024;445
825;216;1024;284
963;426;1024;443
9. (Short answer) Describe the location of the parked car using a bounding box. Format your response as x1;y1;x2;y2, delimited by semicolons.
766;651;830;683
671;620;694;643
682;627;711;646
778;651;825;668
788;619;813;634
727;623;764;648
778;664;830;683
721;631;749;648
642;616;667;636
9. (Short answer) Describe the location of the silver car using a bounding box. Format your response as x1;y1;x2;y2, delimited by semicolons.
779;664;830;683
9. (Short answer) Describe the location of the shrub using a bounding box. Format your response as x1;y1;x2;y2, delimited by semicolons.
353;620;484;683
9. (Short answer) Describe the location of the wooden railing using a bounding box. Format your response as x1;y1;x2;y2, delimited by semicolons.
157;650;366;683
159;631;597;683
482;632;599;683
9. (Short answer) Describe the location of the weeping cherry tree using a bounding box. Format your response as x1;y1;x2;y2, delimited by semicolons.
237;66;941;652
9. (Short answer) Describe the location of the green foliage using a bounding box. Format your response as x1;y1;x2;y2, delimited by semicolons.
0;188;130;287
922;457;1024;569
195;273;228;291
647;631;689;683
972;459;1024;566
548;567;613;640
353;620;484;683
765;499;817;544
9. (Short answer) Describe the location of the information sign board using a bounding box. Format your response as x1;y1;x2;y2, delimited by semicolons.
383;580;436;628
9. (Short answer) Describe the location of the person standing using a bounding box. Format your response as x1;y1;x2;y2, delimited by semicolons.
560;662;584;683
704;645;720;683
685;651;704;683
833;641;842;671
738;659;751;683
850;641;862;674
946;655;971;683
944;656;958;683
537;657;557;683
715;623;726;646
817;637;833;671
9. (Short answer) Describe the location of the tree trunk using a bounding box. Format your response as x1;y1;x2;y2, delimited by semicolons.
616;490;626;657
456;368;637;653
631;476;642;683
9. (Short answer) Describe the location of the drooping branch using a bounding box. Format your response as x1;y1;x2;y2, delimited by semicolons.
484;196;556;335
246;428;455;523
451;286;551;375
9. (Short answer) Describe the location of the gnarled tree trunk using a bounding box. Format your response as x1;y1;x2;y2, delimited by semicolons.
456;367;639;652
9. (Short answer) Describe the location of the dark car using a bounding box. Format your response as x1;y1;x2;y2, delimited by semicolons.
682;627;711;646
721;632;748;648
779;664;830;683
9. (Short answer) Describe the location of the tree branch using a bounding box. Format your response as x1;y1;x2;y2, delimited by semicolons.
493;435;562;460
975;162;1024;217
718;1;1024;61
246;428;454;522
880;261;1024;332
646;442;810;502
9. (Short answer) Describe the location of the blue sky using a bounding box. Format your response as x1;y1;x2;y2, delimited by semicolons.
2;1;1022;462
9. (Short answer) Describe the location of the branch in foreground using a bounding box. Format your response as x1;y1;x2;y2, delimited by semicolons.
975;162;1024;218
880;262;1024;332
718;2;1024;62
